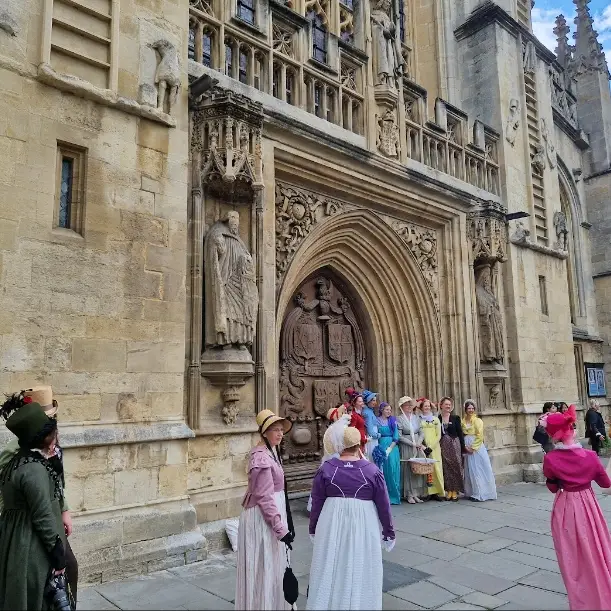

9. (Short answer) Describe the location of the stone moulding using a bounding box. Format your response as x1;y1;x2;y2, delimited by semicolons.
37;63;177;127
510;231;569;259
0;421;195;449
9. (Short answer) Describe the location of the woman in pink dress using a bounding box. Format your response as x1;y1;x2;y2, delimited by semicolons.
542;405;611;610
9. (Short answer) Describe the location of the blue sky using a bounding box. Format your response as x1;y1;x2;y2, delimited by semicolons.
532;0;611;55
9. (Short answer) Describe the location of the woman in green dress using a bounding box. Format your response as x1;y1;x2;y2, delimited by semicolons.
376;402;401;505
0;392;67;611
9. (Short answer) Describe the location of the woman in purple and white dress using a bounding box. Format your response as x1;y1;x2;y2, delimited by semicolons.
307;426;396;610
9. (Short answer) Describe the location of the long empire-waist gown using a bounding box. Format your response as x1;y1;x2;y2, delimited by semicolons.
543;447;611;610
307;458;395;610
397;413;427;500
420;417;444;496
377;421;401;505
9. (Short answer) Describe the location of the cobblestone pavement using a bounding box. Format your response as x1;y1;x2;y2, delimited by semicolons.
80;482;611;610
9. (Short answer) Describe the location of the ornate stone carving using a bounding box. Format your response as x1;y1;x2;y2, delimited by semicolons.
191;88;264;200
390;221;439;304
272;23;294;57
204;211;258;349
505;99;520;147
488;384;501;410
151;40;180;115
280;274;366;463
511;221;531;244
376;109;400;157
340;63;357;91
540;118;557;169
371;0;404;89
189;0;214;15
467;202;508;265
553;211;569;251
475;263;504;365
0;11;17;36
531;143;546;175
275;183;345;284
221;387;241;425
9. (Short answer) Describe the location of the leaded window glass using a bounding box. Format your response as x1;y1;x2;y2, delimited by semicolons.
188;27;195;60
203;32;212;67
307;10;327;64
59;158;73;229
314;84;323;117
399;0;406;43
225;43;233;76
272;64;280;98
286;71;294;105
237;0;255;24
239;50;248;83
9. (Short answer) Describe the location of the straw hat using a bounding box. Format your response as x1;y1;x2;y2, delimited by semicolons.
326;405;346;422
256;409;292;434
398;396;412;408
343;426;362;449
24;386;56;417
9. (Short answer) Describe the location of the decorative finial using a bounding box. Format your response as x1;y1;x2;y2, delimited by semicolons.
572;0;610;77
554;14;571;67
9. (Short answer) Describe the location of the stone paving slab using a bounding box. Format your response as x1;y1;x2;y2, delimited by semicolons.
79;483;572;610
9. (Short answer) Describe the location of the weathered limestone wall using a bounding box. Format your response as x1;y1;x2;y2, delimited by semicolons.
0;0;200;585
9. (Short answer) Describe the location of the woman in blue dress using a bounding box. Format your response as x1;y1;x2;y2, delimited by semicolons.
376;402;401;505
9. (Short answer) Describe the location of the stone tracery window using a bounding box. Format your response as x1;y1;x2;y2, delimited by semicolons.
307;9;328;63
237;0;255;25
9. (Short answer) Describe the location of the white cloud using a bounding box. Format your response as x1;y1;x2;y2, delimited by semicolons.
532;7;563;53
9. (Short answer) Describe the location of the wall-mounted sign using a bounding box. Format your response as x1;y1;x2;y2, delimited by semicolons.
585;363;607;398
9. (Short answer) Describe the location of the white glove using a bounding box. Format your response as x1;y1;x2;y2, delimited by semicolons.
385;446;392;457
382;538;396;552
309;534;315;543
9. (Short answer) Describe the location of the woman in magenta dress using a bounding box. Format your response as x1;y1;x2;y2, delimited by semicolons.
542;405;611;610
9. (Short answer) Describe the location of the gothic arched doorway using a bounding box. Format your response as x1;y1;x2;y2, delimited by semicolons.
279;268;368;477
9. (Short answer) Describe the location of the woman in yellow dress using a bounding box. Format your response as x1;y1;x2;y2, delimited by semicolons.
418;398;444;500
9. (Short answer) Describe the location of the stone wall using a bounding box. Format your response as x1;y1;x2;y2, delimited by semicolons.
0;0;200;585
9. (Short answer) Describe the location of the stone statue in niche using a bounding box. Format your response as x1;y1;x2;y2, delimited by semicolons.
475;263;504;364
531;143;546;175
371;0;404;88
553;211;569;251
204;211;259;349
151;39;180;115
505;99;520;146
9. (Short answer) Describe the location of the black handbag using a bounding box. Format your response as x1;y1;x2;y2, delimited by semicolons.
283;544;299;606
533;425;549;446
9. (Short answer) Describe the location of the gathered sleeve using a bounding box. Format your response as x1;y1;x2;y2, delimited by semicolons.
542;457;559;493
247;455;288;540
471;418;484;451
372;469;395;539
594;457;611;489
17;462;66;569
309;466;328;535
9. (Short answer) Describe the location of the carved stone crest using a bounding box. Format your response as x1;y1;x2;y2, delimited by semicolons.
275;183;345;285
377;110;400;157
467;202;508;265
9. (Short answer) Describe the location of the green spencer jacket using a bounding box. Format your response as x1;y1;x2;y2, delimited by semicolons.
0;439;69;513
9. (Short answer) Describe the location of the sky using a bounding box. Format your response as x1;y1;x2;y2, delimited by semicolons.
532;0;611;56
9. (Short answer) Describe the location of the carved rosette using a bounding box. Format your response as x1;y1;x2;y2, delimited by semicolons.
389;219;439;307
191;87;264;201
275;183;345;286
467;202;508;265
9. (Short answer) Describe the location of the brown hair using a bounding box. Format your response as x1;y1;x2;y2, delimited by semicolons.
439;396;453;407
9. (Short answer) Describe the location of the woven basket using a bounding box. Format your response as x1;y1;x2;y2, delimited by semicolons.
410;461;435;475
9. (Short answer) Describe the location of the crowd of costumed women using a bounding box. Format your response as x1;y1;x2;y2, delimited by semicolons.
233;389;499;611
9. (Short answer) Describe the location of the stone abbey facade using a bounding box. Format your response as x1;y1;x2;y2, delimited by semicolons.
0;0;610;585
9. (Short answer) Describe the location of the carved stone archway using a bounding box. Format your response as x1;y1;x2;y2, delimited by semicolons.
276;206;442;488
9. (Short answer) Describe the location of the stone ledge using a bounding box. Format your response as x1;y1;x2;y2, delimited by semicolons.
37;63;177;127
0;420;194;448
509;235;569;259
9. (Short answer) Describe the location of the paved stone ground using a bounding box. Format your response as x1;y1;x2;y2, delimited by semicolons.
80;482;611;610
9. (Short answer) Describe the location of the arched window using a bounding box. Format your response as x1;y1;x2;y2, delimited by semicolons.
559;180;578;325
286;69;295;105
272;62;281;98
307;9;328;63
225;40;234;76
239;47;248;84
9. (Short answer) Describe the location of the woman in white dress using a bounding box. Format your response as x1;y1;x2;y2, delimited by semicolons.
462;400;497;502
307;426;395;610
397;396;427;504
235;409;294;610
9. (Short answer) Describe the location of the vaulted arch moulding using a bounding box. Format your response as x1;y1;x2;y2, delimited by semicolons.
276;205;443;483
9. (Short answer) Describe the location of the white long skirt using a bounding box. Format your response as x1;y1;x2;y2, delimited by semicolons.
235;491;290;610
464;435;497;501
307;498;383;610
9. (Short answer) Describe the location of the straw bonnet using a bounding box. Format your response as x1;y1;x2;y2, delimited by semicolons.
24;386;56;417
343;426;362;449
256;409;292;434
398;396;412;408
6;402;56;446
326;405;346;422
